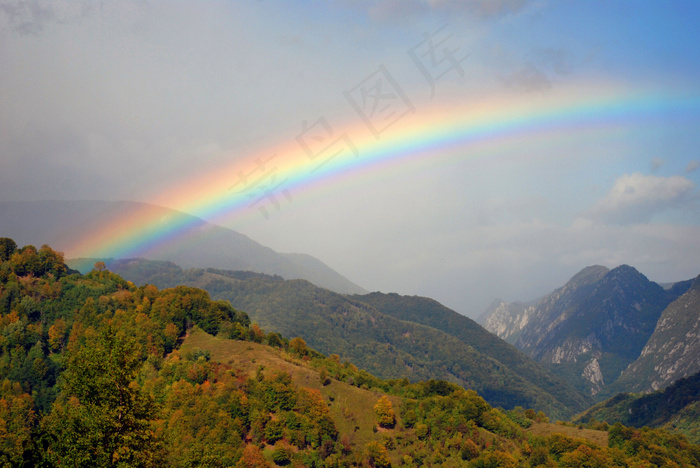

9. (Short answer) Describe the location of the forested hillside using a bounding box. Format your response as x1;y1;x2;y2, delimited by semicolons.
3;237;700;467
352;292;591;414
574;371;700;444
106;258;590;419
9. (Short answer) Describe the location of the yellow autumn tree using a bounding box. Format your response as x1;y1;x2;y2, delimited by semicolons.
373;395;396;429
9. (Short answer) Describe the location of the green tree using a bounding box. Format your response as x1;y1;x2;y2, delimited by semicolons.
42;326;163;467
0;238;17;262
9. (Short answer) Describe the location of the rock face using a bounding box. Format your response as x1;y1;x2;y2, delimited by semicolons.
481;265;688;397
614;275;700;393
582;358;605;396
478;299;535;345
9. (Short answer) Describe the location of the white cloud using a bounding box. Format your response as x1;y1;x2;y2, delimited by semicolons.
585;173;697;224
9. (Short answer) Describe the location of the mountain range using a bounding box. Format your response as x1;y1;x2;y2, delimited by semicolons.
3;199;699;419
479;264;699;398
103;258;591;419
0;200;366;294
3;241;698;466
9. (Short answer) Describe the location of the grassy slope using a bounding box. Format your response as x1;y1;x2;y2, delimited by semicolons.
181;328;610;463
180;328;391;449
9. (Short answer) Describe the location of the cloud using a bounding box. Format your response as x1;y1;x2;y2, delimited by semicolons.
0;0;54;35
426;0;528;17
502;62;551;92
686;160;700;173
650;158;665;172
345;0;530;22
535;47;573;75
0;0;96;36
368;0;428;22
586;173;697;224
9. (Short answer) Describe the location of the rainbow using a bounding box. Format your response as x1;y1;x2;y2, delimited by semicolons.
65;80;700;259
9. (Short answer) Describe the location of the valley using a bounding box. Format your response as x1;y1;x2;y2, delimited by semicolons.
2;237;699;466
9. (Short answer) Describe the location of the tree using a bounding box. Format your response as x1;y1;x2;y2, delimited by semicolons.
42;326;163;466
289;337;308;357
460;439;479;461
374;395;396;429
0;380;36;466
38;244;67;277
0;238;17;262
48;318;68;353
365;441;391;468
235;445;271;468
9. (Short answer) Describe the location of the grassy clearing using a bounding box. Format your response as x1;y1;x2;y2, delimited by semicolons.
180;328;398;453
528;422;608;447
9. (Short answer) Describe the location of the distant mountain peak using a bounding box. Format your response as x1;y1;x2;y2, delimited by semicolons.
481;263;684;398
605;264;648;281
565;265;610;288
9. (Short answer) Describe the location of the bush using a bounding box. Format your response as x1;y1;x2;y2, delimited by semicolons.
271;442;293;466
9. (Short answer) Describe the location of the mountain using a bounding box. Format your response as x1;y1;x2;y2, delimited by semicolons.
351;292;591;414
574;371;700;444
481;265;689;397
108;258;591;419
479;266;610;348
3;239;700;467
611;274;700;394
477;298;538;345
6;242;700;466
0;200;366;294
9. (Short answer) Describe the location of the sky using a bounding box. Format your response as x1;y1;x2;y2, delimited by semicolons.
1;0;700;317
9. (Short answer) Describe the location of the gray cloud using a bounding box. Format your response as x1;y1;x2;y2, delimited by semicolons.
426;0;528;18
0;0;55;35
0;0;98;36
686;160;700;173
368;0;428;22
502;62;552;91
341;0;530;22
650;158;665;172
535;47;573;75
